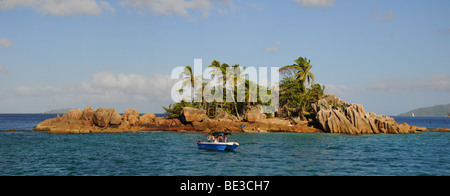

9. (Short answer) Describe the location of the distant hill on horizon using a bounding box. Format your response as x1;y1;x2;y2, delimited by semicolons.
44;108;73;114
399;104;450;117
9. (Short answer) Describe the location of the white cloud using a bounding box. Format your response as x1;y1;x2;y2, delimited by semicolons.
120;0;233;18
372;7;395;22
100;1;116;13
326;75;450;96
13;71;176;111
294;0;335;7
324;76;450;115
0;38;13;48
0;64;8;75
15;85;62;96
325;84;350;98
369;75;450;93
0;0;115;16
265;41;281;53
265;47;278;53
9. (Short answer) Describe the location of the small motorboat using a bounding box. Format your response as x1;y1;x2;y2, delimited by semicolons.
197;131;239;151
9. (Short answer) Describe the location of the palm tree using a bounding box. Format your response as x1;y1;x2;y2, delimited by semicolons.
279;56;316;119
228;64;247;120
307;84;325;102
279;57;315;92
180;65;201;104
209;60;229;82
208;61;250;120
208;60;228;117
243;79;258;107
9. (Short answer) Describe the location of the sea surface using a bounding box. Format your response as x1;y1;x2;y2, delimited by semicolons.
0;114;449;176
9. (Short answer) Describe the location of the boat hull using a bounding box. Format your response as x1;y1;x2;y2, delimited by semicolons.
198;142;239;151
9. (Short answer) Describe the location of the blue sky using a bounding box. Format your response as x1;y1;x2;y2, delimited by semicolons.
0;0;449;115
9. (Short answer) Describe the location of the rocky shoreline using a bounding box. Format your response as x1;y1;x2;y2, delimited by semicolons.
33;106;322;134
33;94;437;135
311;94;428;134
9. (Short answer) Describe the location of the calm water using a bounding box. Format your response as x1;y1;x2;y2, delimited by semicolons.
0;114;449;176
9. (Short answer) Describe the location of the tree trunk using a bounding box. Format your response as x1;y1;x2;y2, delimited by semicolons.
247;88;251;107
234;101;240;120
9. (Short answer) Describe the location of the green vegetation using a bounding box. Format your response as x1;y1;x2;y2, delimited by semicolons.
164;60;272;119
163;101;195;118
164;57;326;120
279;57;325;119
279;57;315;93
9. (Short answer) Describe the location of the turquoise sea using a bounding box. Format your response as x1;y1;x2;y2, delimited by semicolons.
0;114;449;176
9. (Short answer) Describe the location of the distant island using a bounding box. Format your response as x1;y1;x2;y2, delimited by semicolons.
44;108;73;114
399;104;450;117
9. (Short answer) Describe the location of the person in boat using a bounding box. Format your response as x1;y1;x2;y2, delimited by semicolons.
207;134;212;142
207;134;217;142
218;135;223;142
211;134;218;143
224;135;228;142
